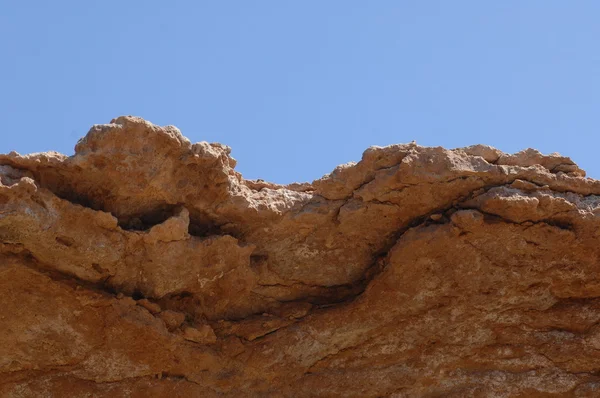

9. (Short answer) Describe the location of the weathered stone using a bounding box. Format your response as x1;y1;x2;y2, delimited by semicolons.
2;116;600;396
158;310;186;331
137;298;162;314
182;325;217;345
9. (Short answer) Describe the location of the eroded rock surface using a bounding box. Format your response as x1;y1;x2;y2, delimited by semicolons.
2;116;600;397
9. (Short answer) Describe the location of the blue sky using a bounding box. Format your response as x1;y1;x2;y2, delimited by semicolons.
1;2;599;183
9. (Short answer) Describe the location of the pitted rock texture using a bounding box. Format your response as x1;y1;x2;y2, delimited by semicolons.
2;116;600;397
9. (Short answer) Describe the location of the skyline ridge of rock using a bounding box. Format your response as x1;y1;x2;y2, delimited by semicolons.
2;116;600;397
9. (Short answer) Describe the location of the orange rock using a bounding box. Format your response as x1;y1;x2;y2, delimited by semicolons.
182;325;217;344
136;298;162;314
2;116;600;396
158;310;185;331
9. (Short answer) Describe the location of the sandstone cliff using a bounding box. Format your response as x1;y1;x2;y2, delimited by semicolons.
2;116;600;397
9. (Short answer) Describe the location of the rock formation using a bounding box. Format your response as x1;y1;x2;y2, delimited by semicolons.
2;116;600;397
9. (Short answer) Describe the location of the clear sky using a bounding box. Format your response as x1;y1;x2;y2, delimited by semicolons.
1;2;599;183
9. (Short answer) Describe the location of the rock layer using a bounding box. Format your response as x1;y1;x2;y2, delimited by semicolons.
2;116;600;397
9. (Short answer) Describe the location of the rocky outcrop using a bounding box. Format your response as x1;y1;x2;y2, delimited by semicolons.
2;116;600;397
